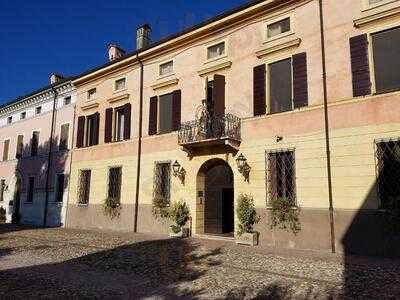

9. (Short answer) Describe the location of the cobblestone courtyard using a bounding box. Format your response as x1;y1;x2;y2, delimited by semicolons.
0;225;400;299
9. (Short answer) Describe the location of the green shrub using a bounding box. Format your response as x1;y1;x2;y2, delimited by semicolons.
103;197;121;219
169;200;190;230
0;207;6;223
270;197;301;235
236;194;260;236
152;196;170;219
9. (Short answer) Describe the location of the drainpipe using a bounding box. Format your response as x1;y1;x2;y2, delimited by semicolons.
318;0;336;253
43;86;58;227
134;53;144;232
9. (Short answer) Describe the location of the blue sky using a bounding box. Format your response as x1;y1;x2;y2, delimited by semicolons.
0;0;247;105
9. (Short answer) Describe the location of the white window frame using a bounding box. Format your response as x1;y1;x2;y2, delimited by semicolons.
264;14;294;43
205;40;227;63
87;88;97;100
362;0;399;11
158;60;175;78
114;77;126;92
366;23;400;95
264;55;295;114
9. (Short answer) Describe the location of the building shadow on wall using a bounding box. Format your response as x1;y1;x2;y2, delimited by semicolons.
0;238;222;299
10;135;68;228
342;140;400;298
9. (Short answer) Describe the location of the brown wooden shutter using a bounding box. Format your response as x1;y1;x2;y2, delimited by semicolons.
292;52;308;108
213;74;225;118
350;34;371;97
92;112;100;145
253;64;266;116
172;90;181;131
148;96;158;136
124;103;131;140
76;116;85;148
104;108;113;143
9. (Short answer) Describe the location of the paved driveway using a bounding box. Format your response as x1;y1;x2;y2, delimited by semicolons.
0;225;399;299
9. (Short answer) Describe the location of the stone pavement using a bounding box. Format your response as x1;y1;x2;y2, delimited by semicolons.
0;225;399;299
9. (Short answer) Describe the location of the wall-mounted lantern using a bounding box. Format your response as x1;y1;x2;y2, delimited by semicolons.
172;160;186;184
236;153;251;182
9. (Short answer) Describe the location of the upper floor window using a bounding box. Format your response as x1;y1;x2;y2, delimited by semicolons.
7;116;12;124
76;113;99;148
30;131;40;157
159;61;174;76
35;106;42;115
16;135;23;159
371;27;400;94
64;96;71;106
104;103;131;143
115;78;126;91
55;174;65;203
2;139;10;161
59;123;70;151
267;17;291;39
207;42;225;60
20;112;26;120
115;108;125;142
87;88;97;100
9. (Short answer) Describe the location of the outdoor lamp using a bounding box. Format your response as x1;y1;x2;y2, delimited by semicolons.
236;153;251;182
173;160;186;184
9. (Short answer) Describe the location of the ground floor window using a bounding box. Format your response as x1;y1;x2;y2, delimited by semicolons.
153;162;171;206
78;170;91;205
376;139;400;209
27;177;35;203
55;174;65;203
266;149;296;205
108;167;122;201
0;179;5;202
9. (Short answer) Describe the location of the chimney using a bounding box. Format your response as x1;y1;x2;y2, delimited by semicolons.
108;44;126;61
136;24;151;50
50;73;64;85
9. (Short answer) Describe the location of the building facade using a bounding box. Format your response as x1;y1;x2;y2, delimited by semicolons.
23;0;400;256
0;77;76;227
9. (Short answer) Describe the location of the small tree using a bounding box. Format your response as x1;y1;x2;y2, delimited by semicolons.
270;197;301;235
236;194;260;236
169;200;190;234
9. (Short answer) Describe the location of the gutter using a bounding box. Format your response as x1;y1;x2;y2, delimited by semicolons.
133;53;144;232
318;0;336;253
43;86;58;227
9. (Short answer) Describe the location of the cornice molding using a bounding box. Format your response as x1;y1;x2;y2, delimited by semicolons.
255;38;301;59
354;6;400;27
81;101;100;111
151;78;179;90
197;60;232;76
107;93;130;104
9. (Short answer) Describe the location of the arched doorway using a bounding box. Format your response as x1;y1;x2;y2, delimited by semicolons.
197;159;234;236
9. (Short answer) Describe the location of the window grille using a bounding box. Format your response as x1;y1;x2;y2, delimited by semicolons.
266;149;296;205
375;139;400;209
153;162;171;206
78;170;91;205
108;167;122;200
0;179;5;202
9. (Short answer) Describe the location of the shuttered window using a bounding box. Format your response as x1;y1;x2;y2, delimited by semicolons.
2;139;9;161
350;34;371;97
148;96;158;136
27;177;34;203
78;170;91;205
108;167;122;200
159;93;173;134
150;90;181;135
55;174;65;203
84;113;99;147
269;58;293;114
372;27;400;94
31;131;39;157
115;108;125;142
59;124;69;151
16;135;23;159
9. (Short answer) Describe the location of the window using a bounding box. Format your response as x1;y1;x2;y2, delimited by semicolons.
376;139;400;209
2;140;9;161
207;42;225;60
266;150;296;205
31;131;39;157
114;108;125;142
20;112;26;120
153;162;171;206
16;135;23;159
78;170;91;205
55;174;65;203
35;106;42;115
85;115;96;147
108;167;122;200
64;96;71;106
159;61;174;76
267;17;291;39
115;78;126;91
59;124;69;151
371;27;400;94
87;88;97;100
27;177;34;203
269;58;293;114
0;179;5;202
7;116;12;124
158;93;173;134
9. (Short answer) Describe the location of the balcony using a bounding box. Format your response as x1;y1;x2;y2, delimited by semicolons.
178;113;241;156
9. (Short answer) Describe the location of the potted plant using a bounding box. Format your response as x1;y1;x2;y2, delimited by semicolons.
168;200;190;238
0;207;6;223
236;194;260;246
270;197;301;235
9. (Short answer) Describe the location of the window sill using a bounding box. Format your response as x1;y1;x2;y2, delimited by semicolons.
204;54;228;65
354;5;400;27
81;101;100;111
107;93;130;104
197;59;232;76
151;78;179;91
263;30;295;44
256;37;301;59
113;88;127;95
158;72;175;80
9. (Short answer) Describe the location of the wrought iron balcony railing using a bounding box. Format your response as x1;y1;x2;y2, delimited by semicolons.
178;113;241;146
